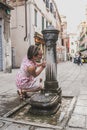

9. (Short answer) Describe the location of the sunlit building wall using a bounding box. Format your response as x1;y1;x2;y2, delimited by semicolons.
58;15;69;62
8;0;62;67
69;33;78;58
77;21;87;57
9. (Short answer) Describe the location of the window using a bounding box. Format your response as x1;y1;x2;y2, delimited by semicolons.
71;49;74;53
71;42;74;45
54;11;56;18
9;0;16;2
42;16;44;30
49;22;52;25
86;27;87;35
34;9;37;26
62;39;64;46
86;27;87;32
50;3;53;13
46;21;48;28
46;0;49;9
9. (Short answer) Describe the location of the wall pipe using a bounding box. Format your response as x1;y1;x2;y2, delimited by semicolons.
24;0;27;41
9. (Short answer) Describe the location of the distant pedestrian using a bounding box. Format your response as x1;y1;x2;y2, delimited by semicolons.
70;56;72;62
77;52;83;65
16;45;46;100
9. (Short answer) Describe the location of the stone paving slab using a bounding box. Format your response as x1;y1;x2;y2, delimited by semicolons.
68;114;86;128
80;90;87;95
0;118;62;130
0;120;12;130
78;95;87;100
86;116;87;129
1;123;30;130
65;127;86;130
35;127;55;130
0;94;21;117
76;99;87;106
73;106;87;115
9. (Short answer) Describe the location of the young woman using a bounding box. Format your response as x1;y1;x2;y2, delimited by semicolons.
16;45;46;100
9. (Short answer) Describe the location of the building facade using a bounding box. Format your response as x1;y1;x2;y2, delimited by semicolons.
57;15;69;62
8;0;62;68
78;22;87;56
77;6;87;57
69;33;78;59
0;1;13;72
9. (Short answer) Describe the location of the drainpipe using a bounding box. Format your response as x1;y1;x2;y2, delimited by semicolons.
24;0;27;41
28;0;31;45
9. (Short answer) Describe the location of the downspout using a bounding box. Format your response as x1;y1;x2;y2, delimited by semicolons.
24;0;27;41
28;0;31;45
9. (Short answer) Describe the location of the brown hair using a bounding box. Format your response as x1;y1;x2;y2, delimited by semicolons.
27;45;39;59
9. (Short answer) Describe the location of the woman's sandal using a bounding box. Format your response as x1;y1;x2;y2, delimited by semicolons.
17;90;31;101
17;90;26;101
23;92;31;98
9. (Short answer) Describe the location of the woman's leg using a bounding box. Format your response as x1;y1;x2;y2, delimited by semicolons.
17;89;26;100
17;78;43;100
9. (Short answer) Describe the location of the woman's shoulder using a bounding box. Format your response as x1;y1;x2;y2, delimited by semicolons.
22;56;34;66
20;56;31;70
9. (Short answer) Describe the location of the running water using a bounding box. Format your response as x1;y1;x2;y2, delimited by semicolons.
46;46;57;81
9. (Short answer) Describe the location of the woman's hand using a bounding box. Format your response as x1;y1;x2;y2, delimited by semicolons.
42;61;46;68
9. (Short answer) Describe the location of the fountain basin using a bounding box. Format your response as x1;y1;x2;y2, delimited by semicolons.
4;97;75;127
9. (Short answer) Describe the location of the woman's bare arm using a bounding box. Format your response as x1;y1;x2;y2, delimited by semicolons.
27;65;45;77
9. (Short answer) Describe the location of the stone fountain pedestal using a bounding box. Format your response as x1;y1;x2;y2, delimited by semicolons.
29;92;61;115
29;25;62;115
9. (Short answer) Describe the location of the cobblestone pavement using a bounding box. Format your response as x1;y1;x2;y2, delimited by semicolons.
0;61;87;130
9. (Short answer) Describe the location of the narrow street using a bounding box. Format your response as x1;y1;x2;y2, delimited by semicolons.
0;61;87;115
0;61;87;130
57;61;87;97
0;0;87;129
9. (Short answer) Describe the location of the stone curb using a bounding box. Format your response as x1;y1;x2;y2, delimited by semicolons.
0;117;63;130
62;96;77;129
